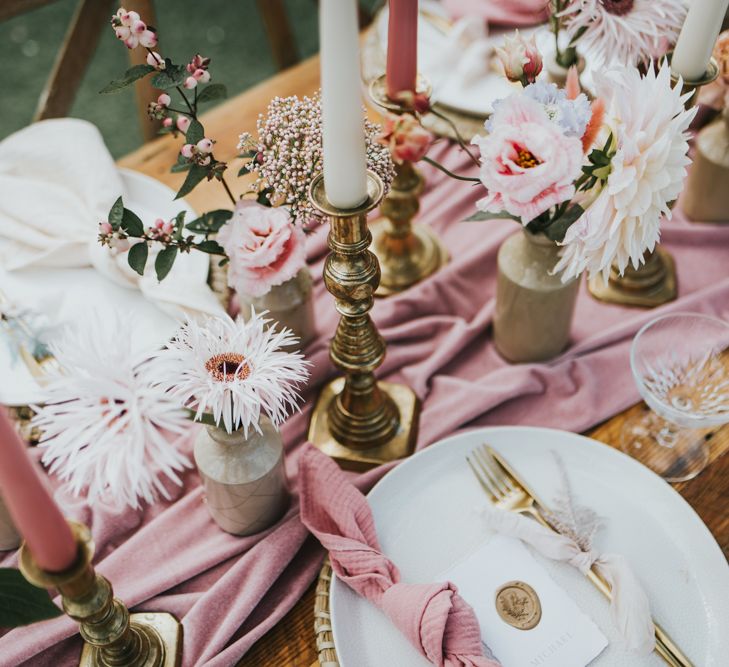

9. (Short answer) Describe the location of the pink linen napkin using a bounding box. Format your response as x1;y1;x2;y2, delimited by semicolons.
442;0;550;26
298;443;499;667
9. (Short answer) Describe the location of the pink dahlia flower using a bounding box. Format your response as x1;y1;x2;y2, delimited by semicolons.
218;200;307;298
472;95;583;224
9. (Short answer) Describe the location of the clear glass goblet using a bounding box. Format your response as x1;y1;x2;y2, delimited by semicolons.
622;312;729;482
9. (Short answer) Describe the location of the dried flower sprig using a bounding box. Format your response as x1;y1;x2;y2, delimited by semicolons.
238;92;395;225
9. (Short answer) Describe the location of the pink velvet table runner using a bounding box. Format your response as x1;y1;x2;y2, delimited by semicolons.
2;139;729;666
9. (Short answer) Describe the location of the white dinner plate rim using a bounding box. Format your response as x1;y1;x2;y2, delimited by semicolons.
330;425;729;666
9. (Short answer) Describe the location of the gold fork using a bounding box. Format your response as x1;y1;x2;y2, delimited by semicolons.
467;444;692;667
0;289;60;384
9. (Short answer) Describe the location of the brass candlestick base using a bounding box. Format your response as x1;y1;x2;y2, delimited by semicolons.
368;74;448;297
307;172;418;470
19;522;182;667
588;247;676;308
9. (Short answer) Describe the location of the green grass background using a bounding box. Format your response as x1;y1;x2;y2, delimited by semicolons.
0;1;377;158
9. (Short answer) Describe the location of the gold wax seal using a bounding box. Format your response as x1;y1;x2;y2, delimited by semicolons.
495;580;542;630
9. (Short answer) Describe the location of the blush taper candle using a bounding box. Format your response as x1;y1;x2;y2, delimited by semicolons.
0;408;77;572
320;0;368;209
386;0;418;99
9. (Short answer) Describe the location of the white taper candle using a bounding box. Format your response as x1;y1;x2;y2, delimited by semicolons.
672;0;729;80
319;0;368;209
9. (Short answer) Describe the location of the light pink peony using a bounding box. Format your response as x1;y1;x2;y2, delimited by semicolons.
379;113;433;164
218;200;307;298
472;95;583;224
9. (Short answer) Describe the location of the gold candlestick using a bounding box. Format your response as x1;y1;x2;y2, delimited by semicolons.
19;521;182;667
589;54;717;308
307;171;419;470
367;75;448;297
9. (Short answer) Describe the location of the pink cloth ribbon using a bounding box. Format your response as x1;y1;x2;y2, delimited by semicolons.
299;444;499;667
442;0;550;26
482;509;655;655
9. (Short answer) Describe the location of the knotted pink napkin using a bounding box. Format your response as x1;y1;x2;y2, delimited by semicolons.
299;444;499;667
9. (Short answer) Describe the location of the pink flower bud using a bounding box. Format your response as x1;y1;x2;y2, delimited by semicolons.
99;222;113;235
131;19;146;34
139;29;157;49
176;116;191;132
157;93;171;107
114;26;130;41
162;222;174;235
193;69;211;83
110;237;131;253
126;11;140;24
495;30;542;86
181;144;195;159
123;35;139;49
196;138;214;154
146;51;165;69
199;155;211;166
154;218;165;228
162;117;173;128
183;76;198;89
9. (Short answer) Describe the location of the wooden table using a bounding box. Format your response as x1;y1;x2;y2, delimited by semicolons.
120;55;729;667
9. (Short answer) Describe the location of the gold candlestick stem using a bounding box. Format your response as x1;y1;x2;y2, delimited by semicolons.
19;522;182;667
589;54;717;308
368;75;448;297
307;172;418;470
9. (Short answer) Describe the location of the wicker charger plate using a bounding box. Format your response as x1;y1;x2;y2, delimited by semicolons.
314;559;339;666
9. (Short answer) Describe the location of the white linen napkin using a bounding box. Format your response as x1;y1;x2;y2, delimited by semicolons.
0;118;225;321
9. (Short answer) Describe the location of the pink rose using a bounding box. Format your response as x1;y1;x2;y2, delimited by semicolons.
472;95;583;224
217;200;307;298
379;113;433;164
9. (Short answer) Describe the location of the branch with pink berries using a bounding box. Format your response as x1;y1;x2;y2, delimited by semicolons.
103;7;234;204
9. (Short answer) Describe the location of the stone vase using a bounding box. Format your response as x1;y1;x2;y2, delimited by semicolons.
494;229;580;363
238;268;316;347
0;490;21;551
682;113;729;222
194;417;289;536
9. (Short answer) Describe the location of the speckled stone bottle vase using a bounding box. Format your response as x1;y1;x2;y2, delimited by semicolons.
0;489;21;550
194;417;289;536
494;229;579;363
238;268;316;347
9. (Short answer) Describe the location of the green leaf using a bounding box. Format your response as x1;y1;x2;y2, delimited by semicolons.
544;204;585;243
121;208;144;237
185;209;233;234
0;568;62;628
100;64;156;94
175;164;208;199
184;119;204;145
150;62;186;89
127;241;149;276
171;162;192;173
463;210;520;222
195;240;226;255
108;196;124;228
256;191;272;207
155;246;178;281
196;84;227;104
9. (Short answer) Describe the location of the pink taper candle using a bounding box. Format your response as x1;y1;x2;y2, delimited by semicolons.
0;408;77;571
386;0;418;99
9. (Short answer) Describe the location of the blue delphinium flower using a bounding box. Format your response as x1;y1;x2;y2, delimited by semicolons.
523;81;591;138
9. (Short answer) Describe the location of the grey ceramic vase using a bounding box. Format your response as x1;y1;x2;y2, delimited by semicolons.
238;268;316;347
194;417;289;536
0;490;21;551
494;229;579;363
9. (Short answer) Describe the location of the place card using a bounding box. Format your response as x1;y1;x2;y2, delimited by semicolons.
440;534;608;667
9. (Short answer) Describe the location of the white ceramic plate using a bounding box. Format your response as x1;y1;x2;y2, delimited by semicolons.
0;168;200;406
375;3;596;117
330;426;729;666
